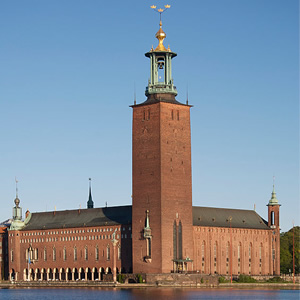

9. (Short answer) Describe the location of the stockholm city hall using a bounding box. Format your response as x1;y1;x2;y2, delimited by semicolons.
4;13;280;282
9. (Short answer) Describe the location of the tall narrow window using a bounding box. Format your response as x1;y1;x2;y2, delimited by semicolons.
271;211;275;225
201;241;205;273
63;247;67;261
171;110;174;120
53;247;56;261
173;221;177;259
249;243;252;274
44;247;47;261
95;246;99;261
238;243;241;274
214;242;218;274
11;250;13;262
107;246;110;260
34;248;38;260
85;247;88;261
178;221;182;259
177;110;179;121
226;242;230;274
259;243;262;274
74;247;77;261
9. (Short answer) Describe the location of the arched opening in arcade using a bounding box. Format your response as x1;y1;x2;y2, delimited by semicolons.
10;269;16;281
92;267;99;280
79;267;85;280
86;268;92;280
73;268;79;281
48;268;53;281
41;268;47;281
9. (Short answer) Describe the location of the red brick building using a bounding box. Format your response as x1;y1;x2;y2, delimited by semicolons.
7;20;280;281
0;226;8;280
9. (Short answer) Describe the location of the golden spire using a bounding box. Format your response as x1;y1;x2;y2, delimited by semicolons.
150;4;171;52
155;20;167;51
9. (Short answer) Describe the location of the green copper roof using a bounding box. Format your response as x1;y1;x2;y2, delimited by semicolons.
268;185;280;206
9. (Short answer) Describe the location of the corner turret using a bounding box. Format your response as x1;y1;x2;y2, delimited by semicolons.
267;183;281;228
10;179;25;230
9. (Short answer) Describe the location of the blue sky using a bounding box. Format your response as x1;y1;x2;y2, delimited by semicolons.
0;0;298;232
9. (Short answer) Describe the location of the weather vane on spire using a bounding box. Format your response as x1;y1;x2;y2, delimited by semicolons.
150;3;171;21
15;177;19;198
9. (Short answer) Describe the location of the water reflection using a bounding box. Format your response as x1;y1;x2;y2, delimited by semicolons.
0;287;299;300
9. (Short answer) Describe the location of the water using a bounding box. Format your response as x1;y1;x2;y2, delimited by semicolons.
0;288;299;300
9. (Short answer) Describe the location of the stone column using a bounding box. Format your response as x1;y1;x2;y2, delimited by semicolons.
85;270;88;281
34;271;37;281
47;272;49;281
92;271;94;281
59;271;62;281
72;271;74;281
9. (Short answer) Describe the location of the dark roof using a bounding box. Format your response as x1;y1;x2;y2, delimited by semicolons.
193;206;269;230
22;205;269;231
22;206;132;231
131;93;191;107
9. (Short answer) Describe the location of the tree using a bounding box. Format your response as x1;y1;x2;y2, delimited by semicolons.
280;226;300;274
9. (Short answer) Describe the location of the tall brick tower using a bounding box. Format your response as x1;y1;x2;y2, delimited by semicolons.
267;184;281;275
132;18;194;274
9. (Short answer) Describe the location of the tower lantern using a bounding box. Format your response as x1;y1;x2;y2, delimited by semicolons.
145;6;177;97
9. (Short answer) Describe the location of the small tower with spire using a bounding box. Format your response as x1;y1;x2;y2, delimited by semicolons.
10;178;25;231
87;178;94;209
267;179;281;228
13;179;22;221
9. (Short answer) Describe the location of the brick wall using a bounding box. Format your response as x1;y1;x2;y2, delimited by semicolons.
132;100;194;274
8;224;132;281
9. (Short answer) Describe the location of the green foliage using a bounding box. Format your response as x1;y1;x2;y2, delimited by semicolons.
200;277;204;284
280;226;300;274
218;276;227;283
266;276;285;283
236;275;257;283
136;274;143;283
117;274;125;283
